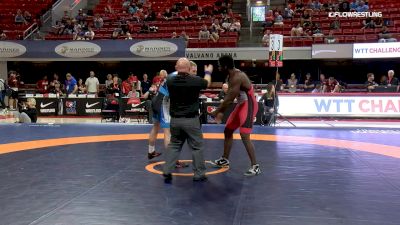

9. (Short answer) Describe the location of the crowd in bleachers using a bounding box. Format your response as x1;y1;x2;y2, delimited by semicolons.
0;0;55;39
262;0;400;46
45;0;241;47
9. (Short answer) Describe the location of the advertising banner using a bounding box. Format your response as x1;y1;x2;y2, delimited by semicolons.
353;42;400;59
0;39;185;60
278;95;400;117
312;44;353;59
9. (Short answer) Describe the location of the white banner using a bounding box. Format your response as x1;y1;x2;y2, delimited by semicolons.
278;95;400;117
353;42;400;59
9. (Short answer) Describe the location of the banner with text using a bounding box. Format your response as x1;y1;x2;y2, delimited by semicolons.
353;42;400;59
0;39;185;60
278;95;400;117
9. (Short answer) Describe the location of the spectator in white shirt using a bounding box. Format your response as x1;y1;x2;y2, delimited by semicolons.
85;71;100;95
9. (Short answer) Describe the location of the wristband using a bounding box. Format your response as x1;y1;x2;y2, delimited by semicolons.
205;71;212;75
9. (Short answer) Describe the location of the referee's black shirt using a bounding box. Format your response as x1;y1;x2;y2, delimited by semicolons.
167;73;208;118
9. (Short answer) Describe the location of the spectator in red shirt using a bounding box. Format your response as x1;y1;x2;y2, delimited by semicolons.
323;77;340;93
37;75;49;94
8;71;21;110
180;6;192;20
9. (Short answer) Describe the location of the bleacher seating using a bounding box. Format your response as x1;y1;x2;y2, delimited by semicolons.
266;0;400;47
0;0;54;39
45;0;240;47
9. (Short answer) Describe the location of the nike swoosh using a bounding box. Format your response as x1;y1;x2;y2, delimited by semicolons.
312;50;337;55
86;102;100;108
40;102;54;108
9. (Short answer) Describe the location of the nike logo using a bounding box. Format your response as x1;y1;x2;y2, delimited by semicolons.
86;102;100;108
312;50;337;55
40;102;53;108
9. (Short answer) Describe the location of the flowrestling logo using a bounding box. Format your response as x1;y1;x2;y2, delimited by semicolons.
0;41;26;57
130;40;178;57
328;11;382;18
55;41;101;58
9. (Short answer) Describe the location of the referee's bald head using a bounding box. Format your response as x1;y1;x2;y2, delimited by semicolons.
175;58;191;74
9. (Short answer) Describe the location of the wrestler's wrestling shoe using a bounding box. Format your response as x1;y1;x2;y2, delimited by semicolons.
244;164;261;176
211;157;230;167
148;151;162;160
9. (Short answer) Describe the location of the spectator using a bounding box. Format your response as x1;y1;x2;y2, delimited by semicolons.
85;27;95;40
0;29;7;40
380;75;388;85
319;73;326;86
263;10;274;28
145;9;157;21
196;7;208;20
171;32;178;38
23;11;32;23
230;18;241;32
65;73;78;95
50;81;64;96
75;9;86;24
283;5;294;19
222;18;232;31
8;71;21;110
125;32;133;40
180;31;189;46
112;27;123;38
94;14;104;29
141;73;151;94
180;6;192;21
301;10;312;26
303;73;315;92
274;12;284;26
105;0;114;14
356;1;368;12
330;16;341;30
139;22;150;33
163;8;173;20
339;0;351;12
105;74;113;88
365;73;378;92
384;70;399;91
15;9;26;25
60;20;74;35
350;0;358;11
128;3;139;15
286;73;298;93
78;78;86;94
262;29;271;47
85;71;100;95
295;0;305;13
323;76;340;93
60;10;71;25
312;83;322;93
291;23;304;36
362;17;375;29
378;26;397;42
16;98;37;123
325;30;337;43
312;23;323;37
312;0;322;10
108;76;122;96
374;17;383;28
0;78;6;109
272;71;284;91
37;75;49;94
199;25;210;40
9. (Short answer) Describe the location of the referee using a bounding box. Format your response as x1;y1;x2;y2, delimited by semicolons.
163;58;213;182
